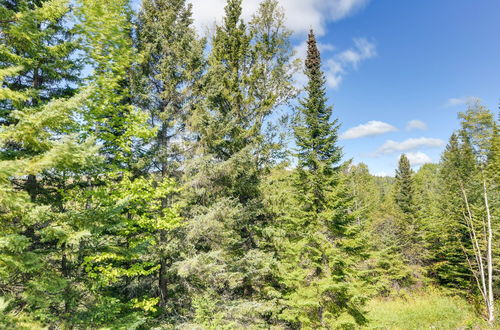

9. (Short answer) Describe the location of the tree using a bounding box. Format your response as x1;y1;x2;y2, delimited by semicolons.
0;0;99;326
135;0;205;313
345;162;379;225
393;154;424;265
71;0;182;327
177;0;296;327
278;29;366;328
430;101;497;324
455;103;496;324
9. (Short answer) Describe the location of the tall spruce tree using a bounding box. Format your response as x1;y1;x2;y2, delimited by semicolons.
394;154;414;214
178;0;296;327
393;154;424;265
135;0;205;313
279;30;366;328
426;134;476;293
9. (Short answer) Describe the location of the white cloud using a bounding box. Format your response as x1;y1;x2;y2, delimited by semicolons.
325;38;376;89
406;119;427;131
405;152;432;166
325;58;345;89
377;137;445;154
188;0;371;36
338;38;376;68
445;96;480;107
187;1;375;90
293;37;376;89
341;120;397;140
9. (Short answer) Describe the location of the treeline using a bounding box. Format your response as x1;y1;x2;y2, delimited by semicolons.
0;0;497;328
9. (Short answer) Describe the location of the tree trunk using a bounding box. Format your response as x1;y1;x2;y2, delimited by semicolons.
158;239;168;309
483;180;494;324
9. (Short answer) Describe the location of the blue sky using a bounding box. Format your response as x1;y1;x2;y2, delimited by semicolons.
185;0;500;175
313;0;500;175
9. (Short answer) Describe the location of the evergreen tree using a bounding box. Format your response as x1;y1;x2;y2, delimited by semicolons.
70;1;181;327
135;0;205;314
0;0;99;326
279;29;366;328
393;154;424;265
394;154;414;214
294;31;341;207
77;0;152;168
177;0;296;327
365;188;415;296
426;134;476;293
345;164;414;297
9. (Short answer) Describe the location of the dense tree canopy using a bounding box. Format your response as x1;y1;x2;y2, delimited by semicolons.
0;0;497;328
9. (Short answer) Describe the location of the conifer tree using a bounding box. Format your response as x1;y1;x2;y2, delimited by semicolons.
78;0;152;168
178;0;296;326
135;0;205;313
395;154;414;214
393;154;425;265
427;134;476;292
0;0;99;325
280;29;366;328
71;1;181;326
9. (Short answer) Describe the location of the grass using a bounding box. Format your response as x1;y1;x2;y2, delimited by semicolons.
364;289;489;329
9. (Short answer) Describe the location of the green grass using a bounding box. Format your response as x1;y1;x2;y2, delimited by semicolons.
364;289;488;329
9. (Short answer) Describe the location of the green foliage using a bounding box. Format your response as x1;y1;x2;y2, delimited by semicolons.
394;154;414;215
393;154;425;266
365;289;486;329
77;0;154;166
277;30;367;328
0;0;496;327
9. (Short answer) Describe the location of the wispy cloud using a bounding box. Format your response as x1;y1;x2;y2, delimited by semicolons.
325;38;376;89
293;37;376;89
188;0;374;90
406;119;427;131
445;96;480;107
341;120;397;140
293;41;336;62
188;0;371;36
325;59;345;89
338;38;376;69
376;137;445;154
405;152;432;166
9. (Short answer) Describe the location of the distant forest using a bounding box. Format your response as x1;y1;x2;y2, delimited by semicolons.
0;0;498;328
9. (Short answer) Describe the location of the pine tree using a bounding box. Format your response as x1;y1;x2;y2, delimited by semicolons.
77;0;152;168
135;0;205;314
394;154;414;214
426;134;475;292
294;30;341;207
393;154;425;265
279;30;366;328
136;0;205;177
69;1;181;327
0;0;98;326
178;0;296;326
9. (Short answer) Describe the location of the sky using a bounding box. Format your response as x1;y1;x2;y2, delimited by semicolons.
185;0;500;176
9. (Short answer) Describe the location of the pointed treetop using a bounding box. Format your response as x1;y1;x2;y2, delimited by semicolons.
305;29;321;74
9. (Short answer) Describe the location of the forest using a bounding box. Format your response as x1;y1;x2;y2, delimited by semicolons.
0;0;498;328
